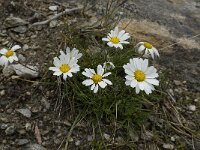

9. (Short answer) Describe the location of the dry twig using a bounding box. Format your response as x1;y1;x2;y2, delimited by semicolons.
31;7;82;27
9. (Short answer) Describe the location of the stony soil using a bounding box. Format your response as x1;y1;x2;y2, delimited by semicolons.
0;0;199;150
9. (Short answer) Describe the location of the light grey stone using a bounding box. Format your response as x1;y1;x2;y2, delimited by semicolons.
12;26;27;33
3;65;15;77
16;108;32;118
49;6;58;11
12;64;39;79
23;144;46;150
5;125;15;135
16;139;29;146
4;16;29;28
49;20;58;28
163;143;174;149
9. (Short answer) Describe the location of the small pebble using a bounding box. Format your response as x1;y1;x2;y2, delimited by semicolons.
0;90;5;96
188;105;196;111
16;108;32;118
170;136;175;142
103;133;110;140
163;143;174;149
75;140;81;146
15;139;29;146
5;125;15;135
49;5;58;11
23;44;29;51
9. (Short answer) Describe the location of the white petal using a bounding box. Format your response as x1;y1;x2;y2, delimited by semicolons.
0;56;8;66
145;79;159;86
93;84;99;93
82;79;94;86
53;71;62;76
97;65;104;75
0;48;7;54
91;84;95;90
130;80;137;88
11;45;21;51
53;57;60;67
125;80;131;86
118;44;123;49
138;82;147;90
67;72;73;77
125;75;133;80
120;41;129;44
118;30;125;38
149;49;155;59
135;85;140;94
103;72;111;77
141;59;148;71
8;57;14;63
113;27;119;36
63;74;67;80
102;38;110;41
49;67;60;72
12;55;18;61
102;79;112;85
136;42;144;47
153;47;160;57
138;45;145;53
107;42;114;47
98;81;107;88
120;33;130;41
82;69;93;78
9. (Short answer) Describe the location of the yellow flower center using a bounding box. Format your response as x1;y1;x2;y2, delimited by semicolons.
110;37;120;44
144;42;153;49
92;74;102;84
59;64;71;73
134;70;145;82
4;50;14;57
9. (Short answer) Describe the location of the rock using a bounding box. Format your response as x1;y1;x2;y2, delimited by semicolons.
23;44;29;51
3;65;15;77
16;139;29;146
1;123;8;129
18;129;26;135
23;144;46;150
16;108;32;118
87;135;93;141
103;133;110;141
4;16;29;28
174;80;182;86
75;140;81;146
12;26;27;33
49;20;58;28
49;5;58;11
163;143;174;149
25;123;32;131
2;40;9;46
5;125;15;135
141;131;153;141
188;105;196;111
0;90;5;96
12;64;39;79
18;54;26;62
170;136;176;142
41;98;50;110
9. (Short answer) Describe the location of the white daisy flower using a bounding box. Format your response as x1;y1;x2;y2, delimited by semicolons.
82;65;112;93
136;42;159;59
49;52;80;80
103;61;115;71
102;27;130;49
59;47;82;60
123;58;159;95
0;45;21;66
